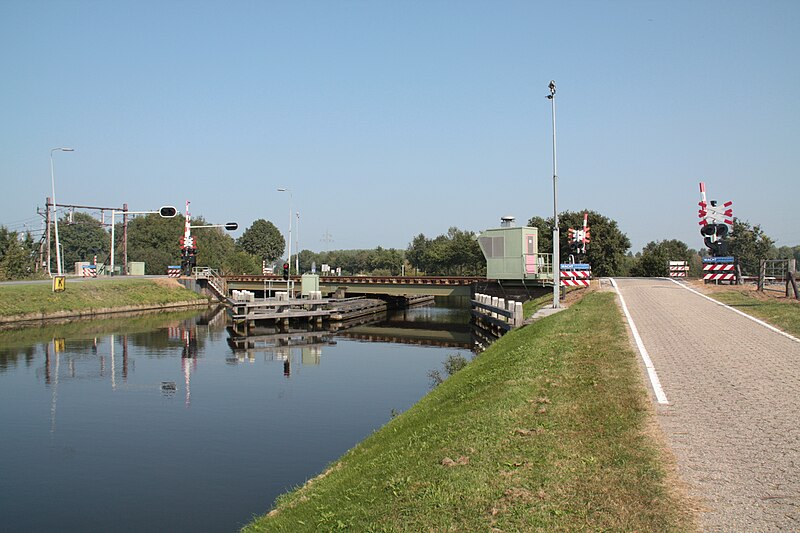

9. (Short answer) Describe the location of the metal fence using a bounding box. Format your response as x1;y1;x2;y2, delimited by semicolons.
758;259;799;298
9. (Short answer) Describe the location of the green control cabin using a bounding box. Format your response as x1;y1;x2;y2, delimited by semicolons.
477;216;551;281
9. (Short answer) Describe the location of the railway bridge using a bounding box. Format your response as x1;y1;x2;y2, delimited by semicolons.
222;274;551;301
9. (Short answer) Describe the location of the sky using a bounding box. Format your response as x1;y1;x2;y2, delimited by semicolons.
1;0;798;255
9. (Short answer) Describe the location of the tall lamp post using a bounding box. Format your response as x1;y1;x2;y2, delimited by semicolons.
50;147;74;277
546;81;559;309
277;188;292;274
295;211;300;275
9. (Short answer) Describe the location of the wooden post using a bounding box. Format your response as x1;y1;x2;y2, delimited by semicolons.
788;272;799;300
786;260;798;299
758;260;766;292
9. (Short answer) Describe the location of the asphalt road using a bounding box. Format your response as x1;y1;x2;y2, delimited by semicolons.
0;275;169;286
613;277;799;531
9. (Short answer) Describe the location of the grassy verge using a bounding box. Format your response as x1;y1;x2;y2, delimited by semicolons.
522;292;552;318
0;279;207;318
244;292;694;532
706;289;800;337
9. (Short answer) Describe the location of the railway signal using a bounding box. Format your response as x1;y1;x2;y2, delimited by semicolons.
698;182;733;257
282;262;290;280
568;212;591;256
159;206;177;218
178;201;238;276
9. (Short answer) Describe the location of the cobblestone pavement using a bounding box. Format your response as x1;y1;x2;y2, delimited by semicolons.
613;278;799;531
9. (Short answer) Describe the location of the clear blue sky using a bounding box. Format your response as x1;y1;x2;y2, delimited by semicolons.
2;0;798;254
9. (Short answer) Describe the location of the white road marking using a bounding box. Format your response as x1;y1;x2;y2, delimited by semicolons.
666;278;800;344
610;278;669;404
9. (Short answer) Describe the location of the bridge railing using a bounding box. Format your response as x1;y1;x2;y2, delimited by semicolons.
193;267;228;298
533;253;554;278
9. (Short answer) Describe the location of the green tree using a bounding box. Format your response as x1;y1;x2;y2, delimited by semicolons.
406;234;429;274
221;250;261;275
528;210;631;277
631;239;692;277
773;245;800;263
0;226;15;263
405;228;484;276
236;219;285;262
0;232;34;280
193;221;237;270
57;212;109;271
726;220;774;276
125;213;185;274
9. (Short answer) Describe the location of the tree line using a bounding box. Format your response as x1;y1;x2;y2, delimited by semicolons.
0;209;795;281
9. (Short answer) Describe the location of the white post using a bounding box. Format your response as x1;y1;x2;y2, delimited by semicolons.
110;211;115;275
295;211;300;275
50;147;74;277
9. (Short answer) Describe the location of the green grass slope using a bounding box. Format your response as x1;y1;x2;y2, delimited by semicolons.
245;292;694;532
0;279;206;318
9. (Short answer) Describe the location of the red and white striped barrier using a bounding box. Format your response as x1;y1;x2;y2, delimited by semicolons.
560;264;592;287
560;270;591;278
669;261;689;277
703;262;734;281
81;265;97;277
561;278;590;287
167;266;181;278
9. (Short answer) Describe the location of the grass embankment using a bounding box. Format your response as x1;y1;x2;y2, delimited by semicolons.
245;292;694;532
706;289;800;337
0;278;207;319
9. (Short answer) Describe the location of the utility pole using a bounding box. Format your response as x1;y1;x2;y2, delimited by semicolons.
546;80;560;309
321;230;333;252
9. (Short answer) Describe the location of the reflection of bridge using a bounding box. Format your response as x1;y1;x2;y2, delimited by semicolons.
226;318;474;356
337;324;473;349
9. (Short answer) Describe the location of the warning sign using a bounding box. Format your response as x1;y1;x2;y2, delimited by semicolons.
53;276;66;292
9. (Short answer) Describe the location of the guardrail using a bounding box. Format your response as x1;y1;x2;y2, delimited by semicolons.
470;293;524;332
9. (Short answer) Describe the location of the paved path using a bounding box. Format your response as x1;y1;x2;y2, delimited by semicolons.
613;278;799;531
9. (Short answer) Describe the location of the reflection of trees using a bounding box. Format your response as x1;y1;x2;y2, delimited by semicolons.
0;307;228;373
0;345;36;371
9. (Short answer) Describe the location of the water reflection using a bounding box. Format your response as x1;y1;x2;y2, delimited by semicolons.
0;300;473;533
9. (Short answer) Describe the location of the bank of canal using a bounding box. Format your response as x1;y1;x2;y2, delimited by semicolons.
0;278;209;325
0;299;473;532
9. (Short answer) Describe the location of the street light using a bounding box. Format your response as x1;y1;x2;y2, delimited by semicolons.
546;80;559;309
295;211;300;275
50;147;74;277
277;188;292;275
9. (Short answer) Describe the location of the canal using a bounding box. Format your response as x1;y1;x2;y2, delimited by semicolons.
0;298;473;532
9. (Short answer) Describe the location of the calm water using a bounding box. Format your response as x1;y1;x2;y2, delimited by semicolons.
0;300;472;532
